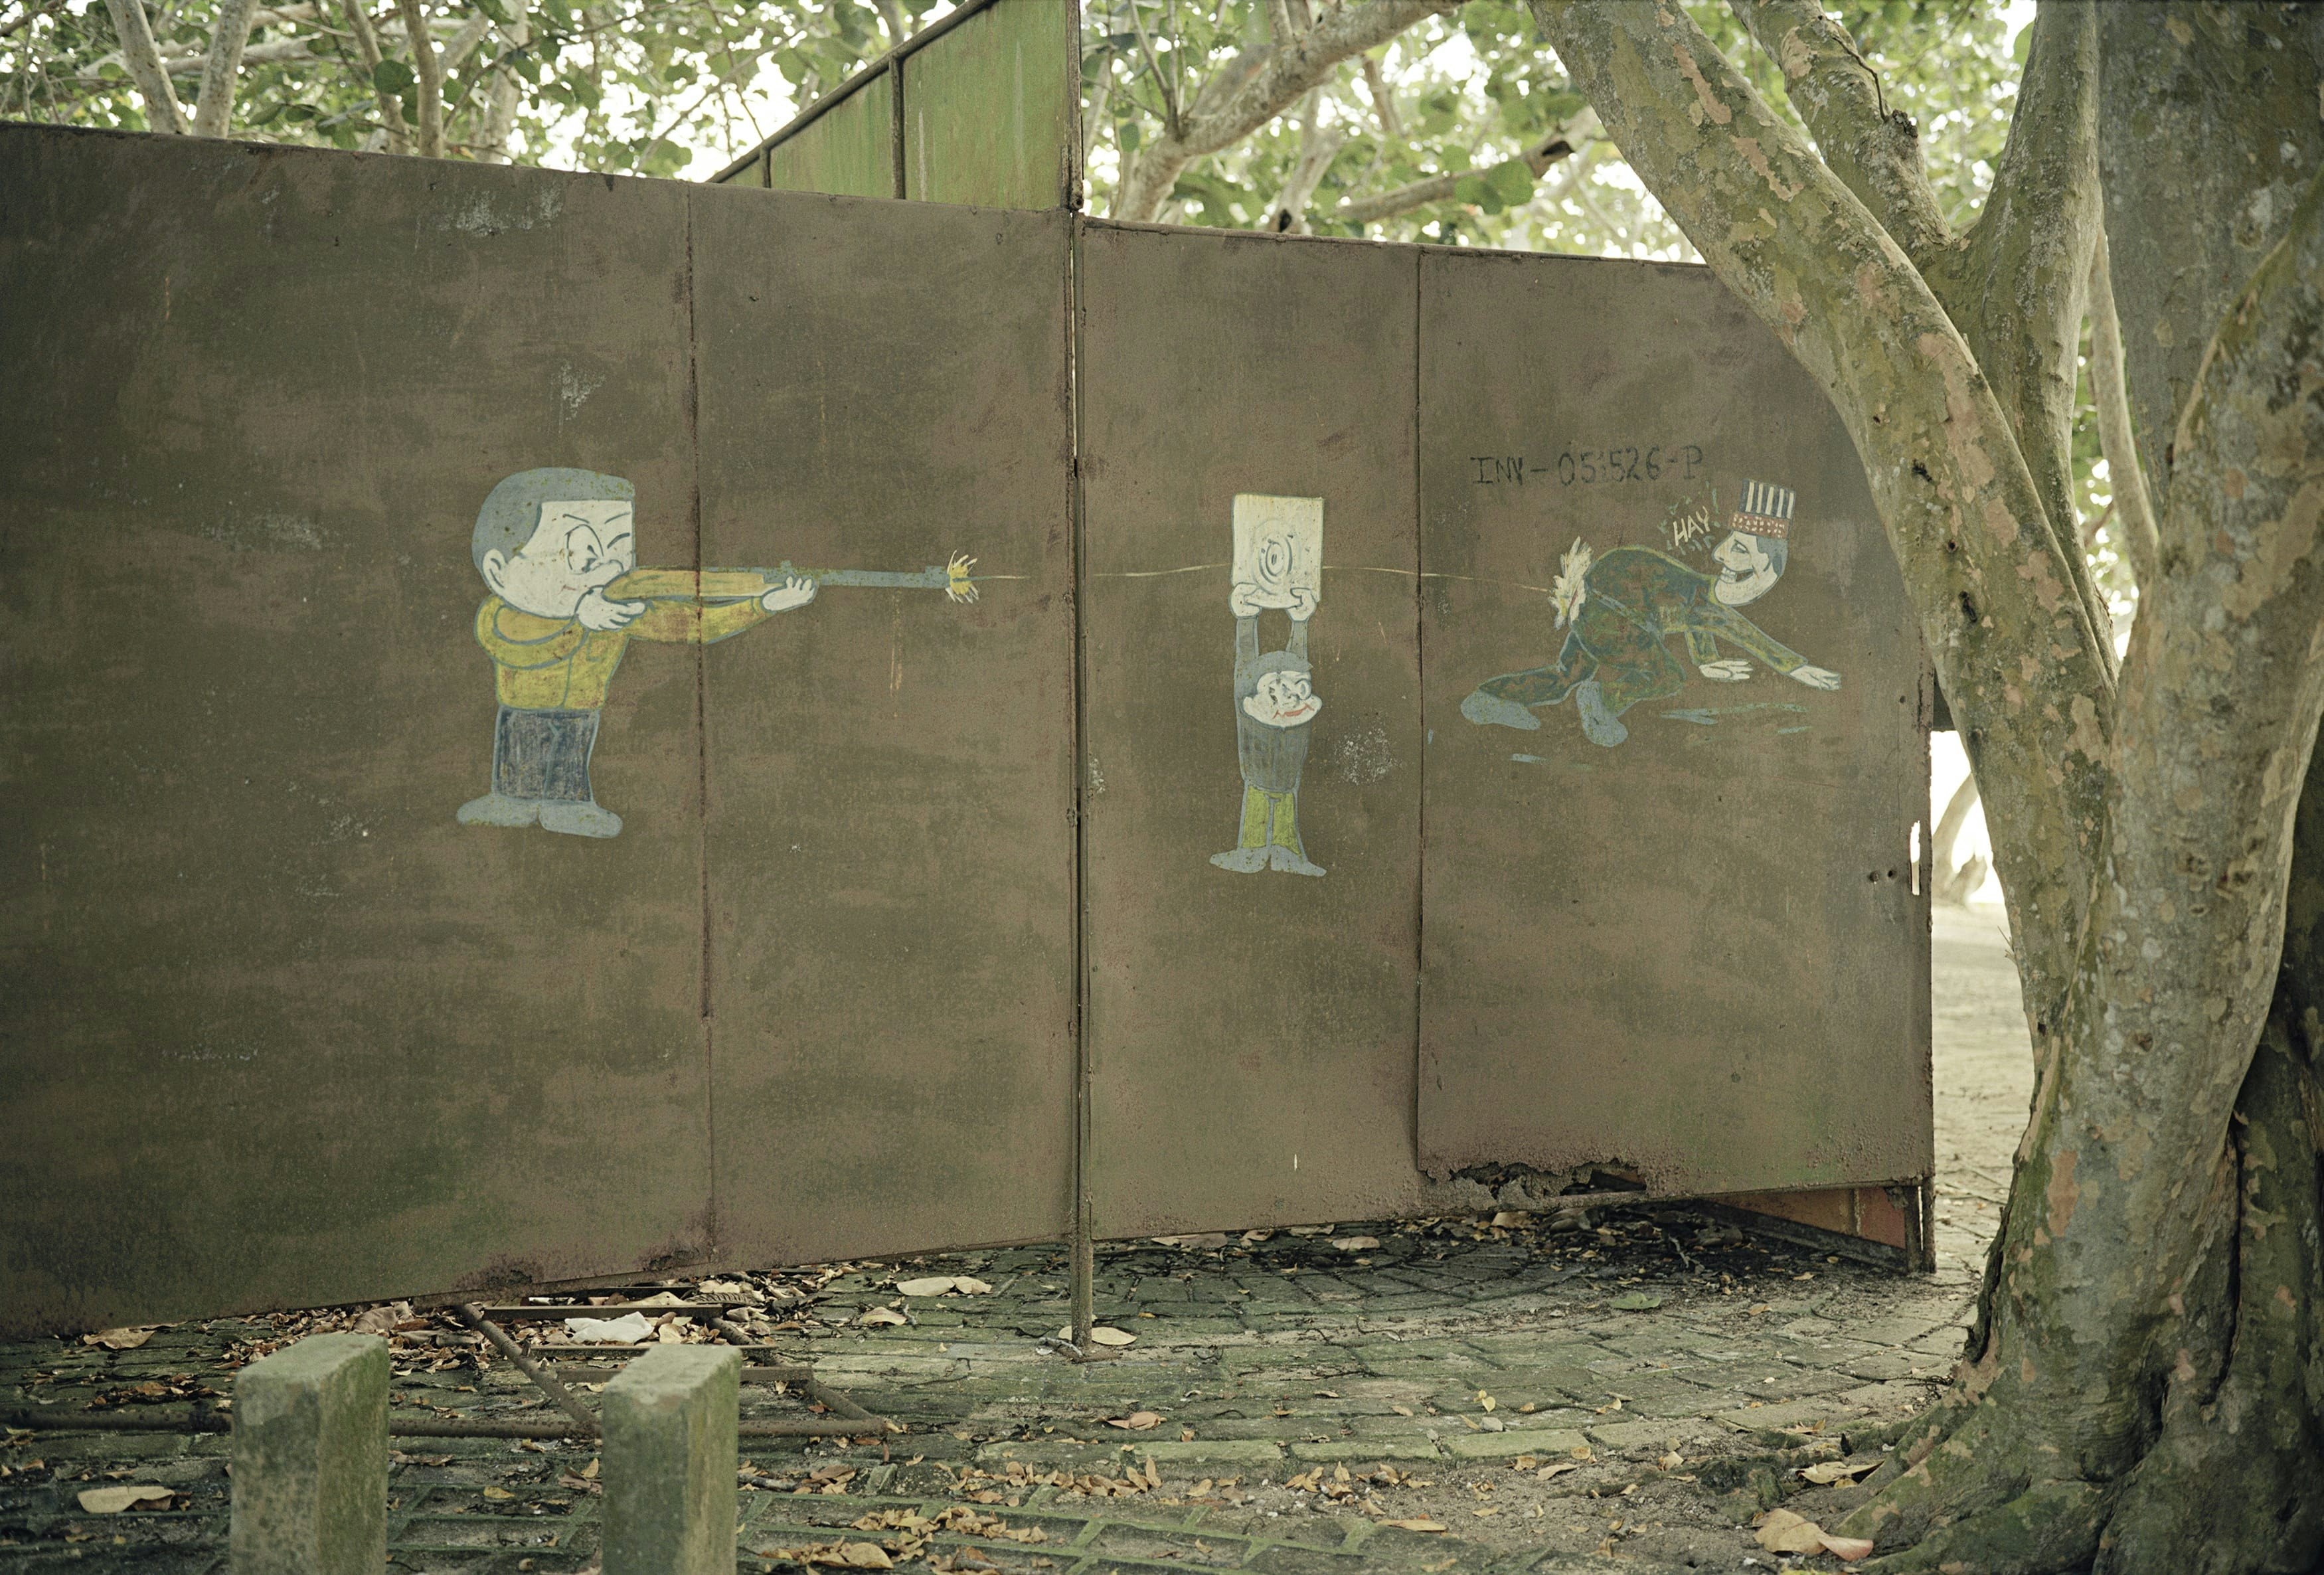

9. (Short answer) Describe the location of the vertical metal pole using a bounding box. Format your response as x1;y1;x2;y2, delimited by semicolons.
1068;212;1096;1353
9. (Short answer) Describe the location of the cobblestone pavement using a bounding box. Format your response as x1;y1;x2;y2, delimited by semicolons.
0;909;2031;1575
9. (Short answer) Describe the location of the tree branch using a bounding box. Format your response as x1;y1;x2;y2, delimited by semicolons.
339;0;408;154
1333;124;1583;226
1360;49;1399;140
1928;0;2112;668
1530;0;2117;1040
1730;0;1951;268
1256;87;1346;232
397;0;444;155
2088;228;2161;592
871;0;906;50
102;0;185;132
189;0;257;136
1110;0;1459;222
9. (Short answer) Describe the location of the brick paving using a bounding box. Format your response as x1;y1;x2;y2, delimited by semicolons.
0;908;2030;1574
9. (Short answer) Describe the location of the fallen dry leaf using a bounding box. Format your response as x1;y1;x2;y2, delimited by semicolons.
1657;1451;1685;1471
1754;1508;1829;1554
894;1277;957;1297
1536;1461;1579;1480
1331;1236;1380;1251
80;1329;151;1351
1106;1411;1164;1430
77;1486;171;1514
1799;1458;1880;1485
1821;1533;1874;1560
859;1307;909;1327
1489;1211;1531;1227
1388;1519;1448;1533
1151;1233;1230;1249
481;1486;514;1500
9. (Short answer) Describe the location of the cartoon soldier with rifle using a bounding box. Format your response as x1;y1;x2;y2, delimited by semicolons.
457;465;975;838
1460;479;1841;748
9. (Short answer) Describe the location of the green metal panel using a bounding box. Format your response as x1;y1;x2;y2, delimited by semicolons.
900;0;1078;208
765;69;898;201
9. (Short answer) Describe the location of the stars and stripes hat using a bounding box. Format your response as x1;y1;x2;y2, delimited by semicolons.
1730;479;1795;540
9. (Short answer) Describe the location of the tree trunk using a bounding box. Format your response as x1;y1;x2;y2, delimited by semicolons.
1928;775;1984;907
189;0;256;137
102;0;187;133
1532;3;2324;1568
478;1;526;164
396;0;445;157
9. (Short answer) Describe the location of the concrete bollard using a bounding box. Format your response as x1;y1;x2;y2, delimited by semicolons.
600;1345;742;1575
230;1332;389;1575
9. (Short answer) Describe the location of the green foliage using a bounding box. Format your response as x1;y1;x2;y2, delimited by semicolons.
0;0;947;175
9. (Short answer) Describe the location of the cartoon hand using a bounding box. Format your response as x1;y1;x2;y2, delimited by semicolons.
1790;664;1842;691
1699;659;1752;682
576;588;645;630
1229;581;1264;618
1288;585;1320;622
762;575;817;614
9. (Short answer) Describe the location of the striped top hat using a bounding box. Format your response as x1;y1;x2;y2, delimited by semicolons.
1730;479;1795;540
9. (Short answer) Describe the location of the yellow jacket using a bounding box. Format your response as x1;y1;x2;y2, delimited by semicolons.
475;593;771;710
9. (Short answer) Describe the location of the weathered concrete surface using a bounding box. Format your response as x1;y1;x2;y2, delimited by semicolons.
1076;222;1428;1238
0;914;2029;1569
689;195;1078;1270
1;896;2034;1572
228;1333;387;1575
0;125;1076;1337
600;1345;740;1575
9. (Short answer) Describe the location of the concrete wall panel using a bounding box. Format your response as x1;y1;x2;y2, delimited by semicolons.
1416;249;1932;1193
0;128;716;1333
1077;223;1428;1237
764;72;897;200
690;190;1078;1264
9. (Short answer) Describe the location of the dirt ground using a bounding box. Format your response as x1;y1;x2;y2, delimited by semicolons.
0;904;2034;1574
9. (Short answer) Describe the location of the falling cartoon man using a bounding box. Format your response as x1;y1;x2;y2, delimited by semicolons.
1460;479;1841;748
456;466;815;838
1212;578;1326;876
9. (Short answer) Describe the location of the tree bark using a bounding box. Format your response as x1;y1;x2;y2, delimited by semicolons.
2088;229;2161;593
1110;0;1457;222
397;0;444;157
1535;3;2324;1568
189;0;257;137
102;0;186;133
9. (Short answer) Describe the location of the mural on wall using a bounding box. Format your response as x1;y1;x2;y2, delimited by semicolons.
1213;495;1327;878
458;466;978;839
1459;480;1841;749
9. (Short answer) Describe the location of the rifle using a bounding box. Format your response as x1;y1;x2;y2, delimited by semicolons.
609;552;979;605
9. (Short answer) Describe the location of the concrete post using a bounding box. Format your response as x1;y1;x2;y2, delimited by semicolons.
230;1332;389;1575
600;1345;742;1575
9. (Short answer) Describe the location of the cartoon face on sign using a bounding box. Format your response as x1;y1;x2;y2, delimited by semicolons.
1232;494;1323;612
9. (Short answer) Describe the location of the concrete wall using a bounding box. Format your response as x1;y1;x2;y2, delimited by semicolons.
0;124;1926;1336
0;126;1075;1334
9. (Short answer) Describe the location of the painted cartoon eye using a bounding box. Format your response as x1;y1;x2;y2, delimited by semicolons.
1256;535;1293;596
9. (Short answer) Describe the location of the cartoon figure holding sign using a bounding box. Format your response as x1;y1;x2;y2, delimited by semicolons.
1459;479;1841;748
1212;495;1327;878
